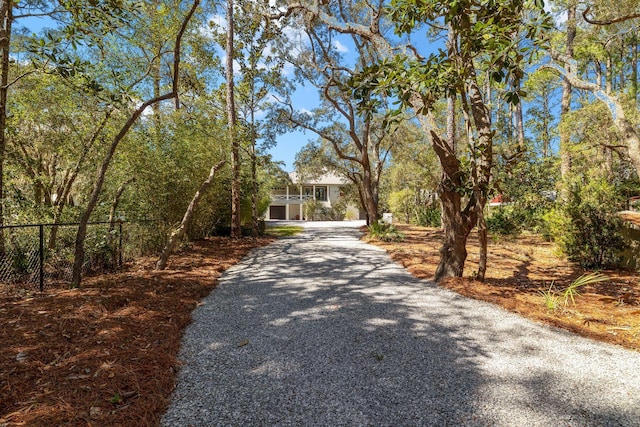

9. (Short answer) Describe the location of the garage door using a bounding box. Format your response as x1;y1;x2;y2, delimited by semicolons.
270;205;286;220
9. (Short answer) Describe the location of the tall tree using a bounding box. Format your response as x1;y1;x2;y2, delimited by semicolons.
272;0;548;280
0;1;68;245
524;69;560;158
559;0;577;182
276;3;395;224
69;0;200;287
226;0;241;239
368;0;548;280
544;1;640;179
231;1;290;236
7;70;114;245
0;0;11;247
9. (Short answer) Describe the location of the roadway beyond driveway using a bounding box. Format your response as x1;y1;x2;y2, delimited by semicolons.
162;221;640;426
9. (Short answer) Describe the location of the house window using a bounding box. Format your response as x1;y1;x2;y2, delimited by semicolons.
315;186;327;201
303;186;314;197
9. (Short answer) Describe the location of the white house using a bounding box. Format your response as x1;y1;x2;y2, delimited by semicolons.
266;172;362;221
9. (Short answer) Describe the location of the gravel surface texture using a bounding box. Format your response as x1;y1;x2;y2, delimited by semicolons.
162;221;640;426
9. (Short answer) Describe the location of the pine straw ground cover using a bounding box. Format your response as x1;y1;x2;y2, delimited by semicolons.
0;236;274;427
364;224;640;351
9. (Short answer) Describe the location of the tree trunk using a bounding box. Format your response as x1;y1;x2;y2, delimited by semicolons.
226;0;241;239
71;105;165;286
619;42;625;91
156;161;225;270
514;79;525;149
431;129;476;282
606;54;613;95
250;98;259;237
595;60;603;90
107;177;134;265
542;93;550;157
435;186;475;280
251;140;259;237
355;183;369;226
475;196;488;280
632;33;638;105
560;2;576;182
459;54;493;281
361;161;379;224
0;0;11;253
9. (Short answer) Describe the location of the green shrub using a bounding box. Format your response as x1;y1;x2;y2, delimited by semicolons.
388;189;414;223
486;207;521;237
326;199;347;221
303;200;323;221
414;205;441;227
368;221;405;242
344;209;358;220
544;179;627;268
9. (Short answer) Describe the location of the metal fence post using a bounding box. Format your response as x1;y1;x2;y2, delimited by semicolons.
39;224;44;292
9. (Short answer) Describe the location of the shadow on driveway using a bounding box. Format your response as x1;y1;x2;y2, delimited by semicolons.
163;225;640;426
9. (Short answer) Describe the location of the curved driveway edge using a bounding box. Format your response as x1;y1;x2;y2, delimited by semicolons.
162;222;640;426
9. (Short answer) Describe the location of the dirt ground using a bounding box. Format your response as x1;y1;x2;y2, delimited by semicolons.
364;224;640;351
0;236;273;427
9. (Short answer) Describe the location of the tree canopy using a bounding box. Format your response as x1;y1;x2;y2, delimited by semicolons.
1;0;639;285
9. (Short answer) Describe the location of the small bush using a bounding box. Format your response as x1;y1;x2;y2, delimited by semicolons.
538;273;608;310
241;220;267;236
344;209;358;220
545;179;627;268
538;282;561;311
303;200;323;221
326;199;347;221
388;189;414;223
368;221;405;242
486;207;521;237
414;205;441;227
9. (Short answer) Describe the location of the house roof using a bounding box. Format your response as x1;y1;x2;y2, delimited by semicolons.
289;171;348;185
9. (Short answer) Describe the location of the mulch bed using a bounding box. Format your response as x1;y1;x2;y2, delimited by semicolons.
0;236;273;426
365;224;640;351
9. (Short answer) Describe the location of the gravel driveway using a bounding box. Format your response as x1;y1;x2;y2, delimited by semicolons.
162;221;640;426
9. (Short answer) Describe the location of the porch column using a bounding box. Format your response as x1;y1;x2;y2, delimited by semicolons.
300;185;303;220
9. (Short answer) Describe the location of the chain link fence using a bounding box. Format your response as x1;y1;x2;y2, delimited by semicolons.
0;220;165;292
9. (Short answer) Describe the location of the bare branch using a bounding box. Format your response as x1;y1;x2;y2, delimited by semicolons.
2;69;40;89
582;6;640;25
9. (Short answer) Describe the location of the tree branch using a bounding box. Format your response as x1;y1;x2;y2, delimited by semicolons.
582;6;640;25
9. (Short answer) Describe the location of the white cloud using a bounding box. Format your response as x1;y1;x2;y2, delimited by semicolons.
333;40;349;53
282;62;295;77
544;2;567;26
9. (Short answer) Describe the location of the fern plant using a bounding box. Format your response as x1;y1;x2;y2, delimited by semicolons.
368;221;405;242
